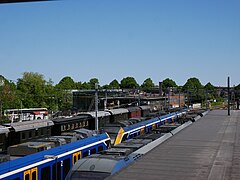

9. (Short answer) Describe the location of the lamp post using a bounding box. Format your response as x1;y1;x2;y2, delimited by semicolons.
227;77;230;116
168;87;170;112
0;79;4;120
178;88;181;108
205;90;208;110
95;83;98;131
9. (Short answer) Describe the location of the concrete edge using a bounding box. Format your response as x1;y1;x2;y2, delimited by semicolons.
133;133;172;155
171;120;192;135
194;110;209;122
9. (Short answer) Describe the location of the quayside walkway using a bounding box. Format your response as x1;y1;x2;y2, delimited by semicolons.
108;110;240;180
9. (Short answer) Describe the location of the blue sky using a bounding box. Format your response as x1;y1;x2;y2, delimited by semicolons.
0;0;239;86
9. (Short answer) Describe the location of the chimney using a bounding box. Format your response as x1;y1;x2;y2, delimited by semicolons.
159;82;163;96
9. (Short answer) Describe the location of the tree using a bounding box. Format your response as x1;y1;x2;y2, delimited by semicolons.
120;77;139;89
234;84;240;100
204;82;215;91
17;72;48;108
162;78;177;89
0;75;17;119
182;77;204;103
204;82;217;101
109;79;120;89
75;82;82;90
44;79;59;111
101;84;110;89
54;76;77;111
141;78;155;89
81;82;91;89
55;76;75;90
88;78;99;89
182;77;203;90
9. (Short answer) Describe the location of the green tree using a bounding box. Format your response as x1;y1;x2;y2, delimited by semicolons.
234;84;240;100
81;82;91;89
204;82;216;101
54;76;77;111
204;82;215;91
55;76;75;90
162;78;177;89
141;78;155;89
120;77;139;89
44;79;59;111
183;77;204;103
183;77;203;90
109;79;120;89
88;78;99;89
101;84;110;89
0;76;17;119
17;72;48;108
75;81;82;89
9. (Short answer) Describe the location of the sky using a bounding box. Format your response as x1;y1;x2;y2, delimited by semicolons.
0;0;239;87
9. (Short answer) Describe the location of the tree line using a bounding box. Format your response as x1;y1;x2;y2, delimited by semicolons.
0;72;239;115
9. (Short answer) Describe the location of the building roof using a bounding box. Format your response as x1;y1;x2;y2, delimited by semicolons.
52;115;91;124
0;126;9;134
78;111;111;118
9;119;54;132
139;105;151;110
126;106;141;112
106;108;128;115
